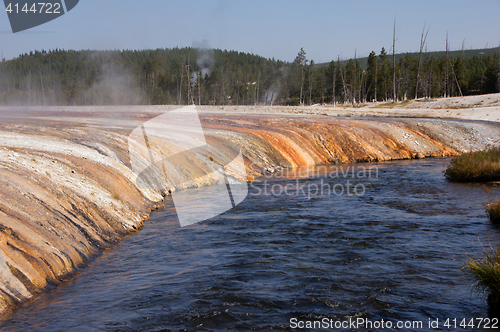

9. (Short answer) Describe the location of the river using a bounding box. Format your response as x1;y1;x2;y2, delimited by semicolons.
1;158;499;331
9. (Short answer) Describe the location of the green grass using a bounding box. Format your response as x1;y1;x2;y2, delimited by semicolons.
444;147;500;182
464;243;500;309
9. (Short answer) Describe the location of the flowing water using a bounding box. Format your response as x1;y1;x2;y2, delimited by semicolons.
1;158;500;331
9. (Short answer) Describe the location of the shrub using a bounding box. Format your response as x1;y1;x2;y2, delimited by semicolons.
445;147;500;182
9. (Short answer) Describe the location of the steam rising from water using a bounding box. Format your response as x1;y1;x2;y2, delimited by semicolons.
194;40;214;77
0;51;144;106
82;62;143;105
264;82;280;105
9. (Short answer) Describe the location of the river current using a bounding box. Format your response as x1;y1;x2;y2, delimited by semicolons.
1;158;499;331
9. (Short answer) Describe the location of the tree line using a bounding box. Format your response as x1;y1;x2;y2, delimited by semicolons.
0;45;498;106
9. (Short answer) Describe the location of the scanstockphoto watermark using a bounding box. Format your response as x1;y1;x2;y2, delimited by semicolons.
127;105;377;226
290;317;426;330
4;0;79;33
249;164;378;199
128;105;248;227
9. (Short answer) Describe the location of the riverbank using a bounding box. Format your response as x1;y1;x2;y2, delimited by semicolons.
0;93;499;314
196;92;500;123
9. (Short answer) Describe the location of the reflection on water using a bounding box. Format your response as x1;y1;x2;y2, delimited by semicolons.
1;158;499;331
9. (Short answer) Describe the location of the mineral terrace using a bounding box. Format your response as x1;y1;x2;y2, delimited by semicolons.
0;93;499;313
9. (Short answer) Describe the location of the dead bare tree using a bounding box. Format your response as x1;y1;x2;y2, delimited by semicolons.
392;18;397;102
254;80;257;105
186;59;194;105
221;64;227;105
426;46;434;98
442;33;463;97
444;33;449;98
309;62;313;105
448;56;463;97
353;49;357;106
39;69;45;106
340;60;348;104
257;71;260;105
186;56;190;104
179;63;183;105
176;80;179;105
461;39;467;82
299;72;303;105
198;71;201;106
321;73;324;105
415;24;430;99
28;71;31;105
332;56;338;106
479;51;486;95
361;71;366;103
498;43;500;92
374;57;377;101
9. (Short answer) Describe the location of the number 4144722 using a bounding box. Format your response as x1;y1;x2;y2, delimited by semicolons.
443;318;498;329
5;2;62;14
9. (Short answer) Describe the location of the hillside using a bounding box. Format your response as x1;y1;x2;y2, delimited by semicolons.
0;46;498;106
318;47;499;70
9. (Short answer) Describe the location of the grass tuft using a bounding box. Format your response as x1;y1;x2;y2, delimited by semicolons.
484;187;500;223
487;202;500;223
444;147;500;182
464;243;500;309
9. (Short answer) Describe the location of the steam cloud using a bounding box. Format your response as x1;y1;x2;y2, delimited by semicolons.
194;39;214;77
83;63;143;105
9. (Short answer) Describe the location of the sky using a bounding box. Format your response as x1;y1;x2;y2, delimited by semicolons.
1;0;499;63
